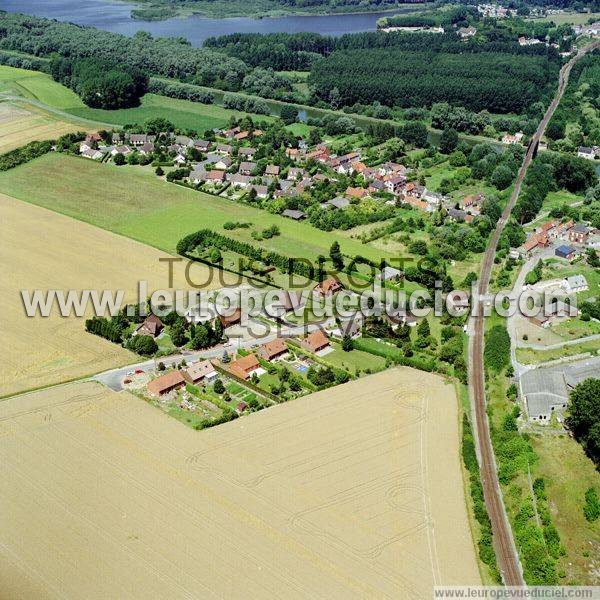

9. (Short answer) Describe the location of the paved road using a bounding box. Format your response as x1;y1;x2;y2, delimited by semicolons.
94;318;335;391
468;41;600;587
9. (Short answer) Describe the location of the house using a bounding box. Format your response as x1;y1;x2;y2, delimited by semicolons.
563;274;589;293
569;223;590;244
285;148;300;161
147;371;185;397
81;148;104;160
327;197;351;210
462;193;484;212
130;134;151;146
248;185;268;199
228;173;252;188
205;170;226;183
220;308;242;329
518;36;543;46
281;209;306;220
215;144;232;155
174;135;192;147
279;290;307;315
134;314;164;337
206;155;232;170
111;145;131;156
404;182;425;198
287;167;304;180
446;208;469;222
313;277;343;298
229;353;264;380
369;179;385;194
194;139;211;152
299;330;331;355
502;132;524;145
264;165;280;177
330;315;364;339
173;153;187;165
458;26;477;37
189;169;207;184
239;161;256;176
85;132;102;143
345;187;368;200
555;245;578;261
403;195;429;212
139;141;155;155
578;147;596;160
234;130;250;141
384;175;406;194
521;233;550;255
447;291;470;316
182;360;218;384
379;266;403;282
238;147;257;159
236;401;248;414
258;338;289;362
587;234;600;249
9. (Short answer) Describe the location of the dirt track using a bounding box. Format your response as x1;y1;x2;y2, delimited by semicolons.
468;41;600;586
0;369;479;599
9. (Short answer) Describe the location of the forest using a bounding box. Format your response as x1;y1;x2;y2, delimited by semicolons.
50;57;148;109
309;48;557;113
0;12;248;90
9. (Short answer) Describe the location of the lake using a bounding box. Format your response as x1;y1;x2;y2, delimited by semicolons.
0;0;393;46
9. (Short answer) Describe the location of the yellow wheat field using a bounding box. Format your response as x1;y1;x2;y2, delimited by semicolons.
0;369;480;599
0;103;82;154
0;194;229;396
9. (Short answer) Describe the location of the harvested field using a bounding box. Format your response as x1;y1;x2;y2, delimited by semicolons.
0;102;82;154
0;370;479;598
0;194;229;397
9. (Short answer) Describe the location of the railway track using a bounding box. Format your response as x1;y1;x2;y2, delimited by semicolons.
468;40;600;586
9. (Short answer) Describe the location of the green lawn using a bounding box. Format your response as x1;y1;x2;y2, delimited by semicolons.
285;122;313;137
323;342;387;374
67;93;274;132
0;153;393;263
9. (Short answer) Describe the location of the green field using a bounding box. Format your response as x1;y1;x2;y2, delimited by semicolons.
531;433;600;584
0;65;83;110
0;153;393;263
67;94;275;133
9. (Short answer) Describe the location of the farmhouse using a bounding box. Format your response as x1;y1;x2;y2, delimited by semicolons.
299;330;331;354
147;371;185;397
182;360;218;384
229;353;264;380
134;314;164;337
313;277;343;298
258;338;289;362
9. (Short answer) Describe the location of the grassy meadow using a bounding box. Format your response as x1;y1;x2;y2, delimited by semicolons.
0;153;394;264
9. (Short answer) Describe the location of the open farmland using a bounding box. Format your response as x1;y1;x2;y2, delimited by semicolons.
0;369;479;598
67;93;275;132
0;153;393;262
0;194;227;397
0;102;83;154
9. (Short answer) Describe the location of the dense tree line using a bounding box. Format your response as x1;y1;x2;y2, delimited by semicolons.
0;12;248;90
221;93;271;115
513;152;596;223
176;229;316;279
0;50;48;72
568;378;600;466
51;57;148;109
484;325;510;372
0;140;52;170
309;48;556;113
148;78;214;104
